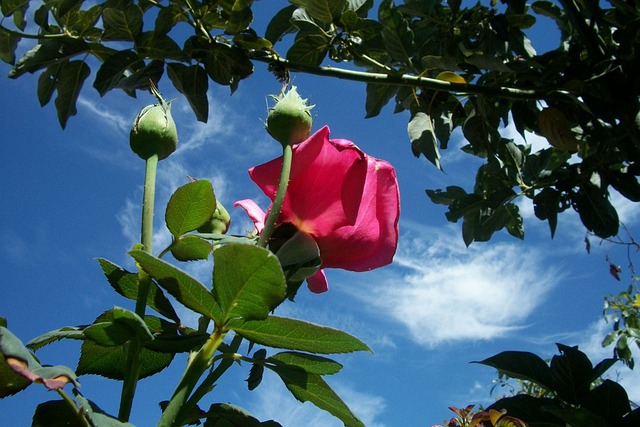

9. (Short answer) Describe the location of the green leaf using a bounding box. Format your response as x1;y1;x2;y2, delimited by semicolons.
474;350;554;392
84;307;154;347
0;352;31;398
533;188;561;238
268;351;342;375
167;62;209;122
213;244;286;322
408;109;441;169
365;83;397;118
77;312;171;380
165;180;217;237
0;27;20;64
32;400;81;426
26;326;85;351
135;32;184;60
583;379;630;422
93;50;143;96
97;258;180;323
102;6;143;41
225;0;253;34
378;0;413;64
37;63;62;106
9;37;89;78
74;391;135;427
204;403;276;427
171;235;213;261
1;327;79;392
305;0;347;24
129;249;222;323
286;33;330;67
202;41;253;91
229;316;370;354
265;5;297;43
267;365;364;427
550;344;593;405
574;176;619;238
54;60;90;129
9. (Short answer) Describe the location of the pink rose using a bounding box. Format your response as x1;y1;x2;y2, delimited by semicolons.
235;126;400;293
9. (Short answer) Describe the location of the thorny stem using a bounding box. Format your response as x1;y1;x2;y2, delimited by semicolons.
257;143;293;248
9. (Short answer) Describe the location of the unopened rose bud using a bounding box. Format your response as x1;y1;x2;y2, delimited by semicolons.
266;86;313;147
197;201;231;234
130;86;178;160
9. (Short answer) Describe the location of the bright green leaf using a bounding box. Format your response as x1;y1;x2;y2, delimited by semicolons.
213;244;286;322
165;180;216;237
229;316;370;354
129;250;222;323
170;235;213;261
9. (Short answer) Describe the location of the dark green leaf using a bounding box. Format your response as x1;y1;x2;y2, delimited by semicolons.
167;63;209;122
265;5;297;43
32;400;80;426
155;3;189;35
213;244;286;322
0;27;20;64
229;316;370;354
165;180;217;237
97;258;180;323
408;110;441;169
378;0;413;64
77;339;172;379
533;188;561;238
0;352;31;397
93;50;143;96
225;0;253;34
204;403;274;427
286;33;330;67
202;41;253;91
135;32;184;60
365;83;397;118
268;351;342;375
583;379;630;422
102;6;143;41
550;344;593;405
37;63;62;106
77;311;172;379
129;250;222;323
573;176;619;238
267;365;364;427
116;59;164;95
305;0;347;24
9;37;89;78
54;60;90;129
474;350;554;391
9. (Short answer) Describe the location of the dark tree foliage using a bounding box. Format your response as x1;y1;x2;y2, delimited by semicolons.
1;0;639;243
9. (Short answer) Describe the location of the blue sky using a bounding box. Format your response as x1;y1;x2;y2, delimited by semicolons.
2;3;640;426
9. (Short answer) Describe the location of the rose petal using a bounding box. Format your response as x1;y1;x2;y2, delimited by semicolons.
233;199;266;233
306;269;329;293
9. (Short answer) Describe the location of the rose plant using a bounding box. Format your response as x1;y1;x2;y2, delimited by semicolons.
0;86;400;426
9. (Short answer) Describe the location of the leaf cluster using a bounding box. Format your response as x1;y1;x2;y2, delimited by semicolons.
0;179;370;426
475;343;640;426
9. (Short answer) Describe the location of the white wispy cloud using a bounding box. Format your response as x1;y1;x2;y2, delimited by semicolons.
355;222;560;347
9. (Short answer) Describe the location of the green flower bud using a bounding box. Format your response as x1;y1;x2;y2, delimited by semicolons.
266;86;313;147
130;86;178;160
197;201;231;234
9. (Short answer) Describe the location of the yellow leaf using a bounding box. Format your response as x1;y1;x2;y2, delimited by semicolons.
436;71;467;84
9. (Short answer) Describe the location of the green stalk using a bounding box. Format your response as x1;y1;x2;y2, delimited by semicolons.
119;153;159;421
57;389;91;427
158;329;226;427
257;144;293;248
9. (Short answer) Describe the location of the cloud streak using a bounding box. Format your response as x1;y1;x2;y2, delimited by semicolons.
356;222;560;347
